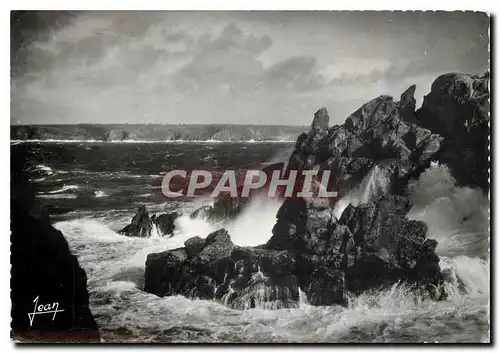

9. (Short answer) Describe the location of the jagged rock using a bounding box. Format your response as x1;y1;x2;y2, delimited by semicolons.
118;205;153;238
400;84;417;112
144;197;441;310
145;229;235;301
151;211;179;237
287;87;443;204
144;228;334;309
416;72;489;190
311;107;329;133
11;147;100;342
338;195;443;295
143;72;488;310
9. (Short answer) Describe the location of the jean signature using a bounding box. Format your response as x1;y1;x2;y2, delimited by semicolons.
28;296;65;327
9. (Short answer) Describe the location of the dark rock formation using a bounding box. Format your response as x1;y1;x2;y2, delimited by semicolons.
337;195;443;297
144;229;304;309
151;211;180;237
416;72;490;190
289;91;445;206
119;206;180;237
144;195;443;308
11;146;100;342
118;205;153;238
143;72;487;309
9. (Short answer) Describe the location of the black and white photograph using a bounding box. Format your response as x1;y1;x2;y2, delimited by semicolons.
9;10;490;343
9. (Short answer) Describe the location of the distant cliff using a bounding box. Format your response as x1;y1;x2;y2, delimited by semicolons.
10;124;307;142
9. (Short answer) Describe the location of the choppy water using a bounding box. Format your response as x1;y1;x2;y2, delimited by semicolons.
13;141;490;343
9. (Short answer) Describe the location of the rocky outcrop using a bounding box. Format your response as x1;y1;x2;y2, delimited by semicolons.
289;85;443;201
118;205;153;238
144;194;443;308
416;72;489;190
119;206;179;237
144;229;311;309
337;195;443;297
143;72;487;310
11;146;100;342
151;212;180;237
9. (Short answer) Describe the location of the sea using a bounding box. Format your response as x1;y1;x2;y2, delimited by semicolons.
11;140;490;343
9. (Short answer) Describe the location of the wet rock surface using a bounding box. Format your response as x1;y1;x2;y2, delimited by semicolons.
152;211;180;237
119;206;179;237
118;205;153;238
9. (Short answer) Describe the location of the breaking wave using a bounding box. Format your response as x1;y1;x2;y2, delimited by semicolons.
47;185;80;194
52;159;489;342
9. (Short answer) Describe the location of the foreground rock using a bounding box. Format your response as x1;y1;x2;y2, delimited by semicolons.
119;205;179;237
144;229;308;309
144;195;444;308
11;146;100;342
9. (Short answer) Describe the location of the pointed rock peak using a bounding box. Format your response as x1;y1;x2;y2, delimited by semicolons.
131;205;150;223
311;107;329;132
400;84;416;103
400;84;417;111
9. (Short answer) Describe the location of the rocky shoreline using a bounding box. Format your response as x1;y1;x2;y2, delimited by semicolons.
140;72;489;309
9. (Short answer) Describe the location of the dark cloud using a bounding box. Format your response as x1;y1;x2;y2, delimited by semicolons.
266;56;325;91
11;11;490;125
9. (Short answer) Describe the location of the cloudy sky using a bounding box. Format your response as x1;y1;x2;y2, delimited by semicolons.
11;11;489;125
